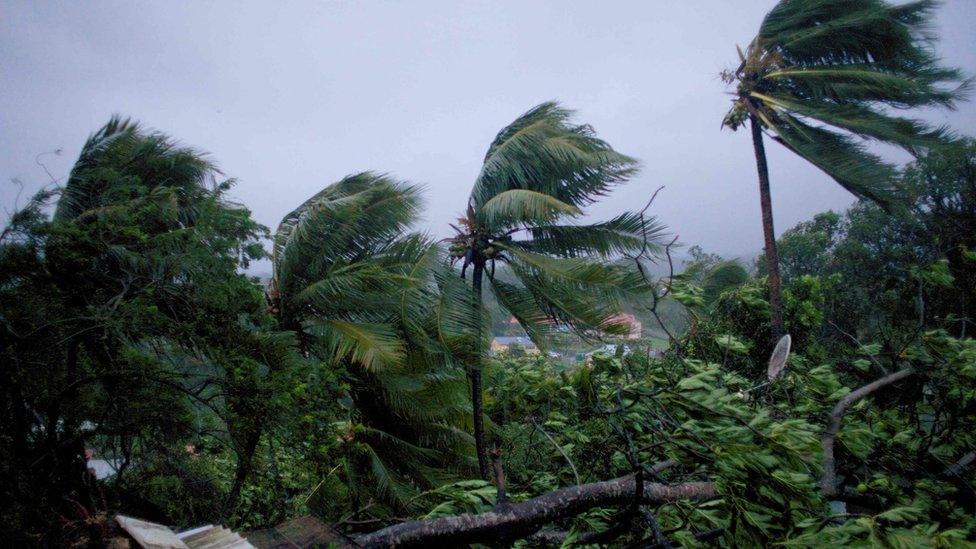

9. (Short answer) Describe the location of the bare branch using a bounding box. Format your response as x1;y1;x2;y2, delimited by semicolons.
821;367;915;497
530;418;580;486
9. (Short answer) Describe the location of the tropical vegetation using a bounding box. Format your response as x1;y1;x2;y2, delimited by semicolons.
1;0;974;547
721;0;970;340
446;101;661;478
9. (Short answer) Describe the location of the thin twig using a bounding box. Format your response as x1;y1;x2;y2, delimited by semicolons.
530;418;580;485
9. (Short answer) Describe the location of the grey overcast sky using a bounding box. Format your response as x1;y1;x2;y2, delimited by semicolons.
2;1;975;266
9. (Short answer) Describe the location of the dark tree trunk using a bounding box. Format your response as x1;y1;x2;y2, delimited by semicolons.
470;260;490;480
750;114;785;341
222;429;261;523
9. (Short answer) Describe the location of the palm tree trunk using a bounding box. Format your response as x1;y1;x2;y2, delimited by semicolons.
750;114;785;340
470;260;490;480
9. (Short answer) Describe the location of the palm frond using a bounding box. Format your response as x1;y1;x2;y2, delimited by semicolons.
765;66;964;108
304;319;404;372
487;277;561;347
470;101;638;212
477;189;580;230
494;246;648;342
499;245;646;296
516;211;665;258
766;112;900;206
753;91;953;152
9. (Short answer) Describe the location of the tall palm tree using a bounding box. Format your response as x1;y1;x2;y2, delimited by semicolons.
270;172;476;507
722;0;969;340
450;102;662;478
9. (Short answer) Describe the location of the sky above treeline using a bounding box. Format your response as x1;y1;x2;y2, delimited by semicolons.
3;1;975;270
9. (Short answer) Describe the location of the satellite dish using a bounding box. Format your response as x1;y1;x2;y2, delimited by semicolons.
767;334;791;381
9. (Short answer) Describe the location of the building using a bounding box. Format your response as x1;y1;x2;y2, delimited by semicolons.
607;313;642;339
490;336;539;355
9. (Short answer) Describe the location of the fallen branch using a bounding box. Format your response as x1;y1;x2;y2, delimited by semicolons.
491;447;508;508
531;418;581;485
355;476;715;548
528;460;679;546
821;367;915;497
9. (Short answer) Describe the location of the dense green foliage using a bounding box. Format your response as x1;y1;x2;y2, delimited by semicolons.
1;2;973;545
0;119;281;541
3;114;974;547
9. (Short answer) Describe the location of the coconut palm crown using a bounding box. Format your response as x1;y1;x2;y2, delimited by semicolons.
271;172;475;506
450;101;664;478
721;0;970;339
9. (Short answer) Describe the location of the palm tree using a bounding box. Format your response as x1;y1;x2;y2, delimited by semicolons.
55;116;217;225
722;0;970;340
270;172;476;508
450;102;662;478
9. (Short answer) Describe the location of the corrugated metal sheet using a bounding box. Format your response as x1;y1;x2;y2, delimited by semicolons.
115;516;256;549
246;515;349;548
178;525;255;548
115;515;189;549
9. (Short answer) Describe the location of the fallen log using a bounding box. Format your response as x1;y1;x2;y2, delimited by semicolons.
355;476;715;548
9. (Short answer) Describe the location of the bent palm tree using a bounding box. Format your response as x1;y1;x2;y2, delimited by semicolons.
450;102;662;478
55;115;217;225
271;173;476;507
722;0;970;340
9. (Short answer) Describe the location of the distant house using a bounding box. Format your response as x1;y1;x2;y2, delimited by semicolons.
491;336;539;355
586;343;633;358
607;313;642;339
85;449;121;480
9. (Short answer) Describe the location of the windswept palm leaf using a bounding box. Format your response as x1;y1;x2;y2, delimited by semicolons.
723;0;970;207
471;101;639;225
305;319;404;372
520;212;665;258
478;189;581;228
56;116;217;223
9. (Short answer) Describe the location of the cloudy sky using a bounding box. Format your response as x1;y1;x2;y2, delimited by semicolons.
3;0;975;269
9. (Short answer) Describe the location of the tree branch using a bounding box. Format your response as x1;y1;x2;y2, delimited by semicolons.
355;476;714;548
821;367;915;497
530;418;580;485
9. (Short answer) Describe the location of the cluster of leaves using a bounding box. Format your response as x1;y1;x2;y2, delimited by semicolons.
483;347;822;546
